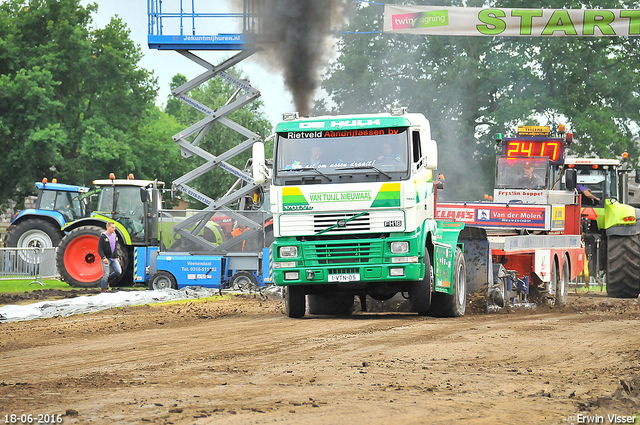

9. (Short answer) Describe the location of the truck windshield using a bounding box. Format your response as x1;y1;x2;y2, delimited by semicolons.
495;156;548;189
273;128;410;184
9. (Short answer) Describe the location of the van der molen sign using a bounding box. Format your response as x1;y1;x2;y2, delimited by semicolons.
383;6;640;36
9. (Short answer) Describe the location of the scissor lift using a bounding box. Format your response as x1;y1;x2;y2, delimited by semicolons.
147;0;271;255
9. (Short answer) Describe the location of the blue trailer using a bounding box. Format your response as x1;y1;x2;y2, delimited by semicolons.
134;246;272;291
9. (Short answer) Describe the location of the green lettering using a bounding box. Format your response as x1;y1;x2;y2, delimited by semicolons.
542;10;577;35
583;11;615;35
477;9;506;35
620;10;640;35
511;9;543;36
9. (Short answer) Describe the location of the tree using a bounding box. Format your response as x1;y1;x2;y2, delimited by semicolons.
0;0;161;208
165;71;273;208
318;0;640;200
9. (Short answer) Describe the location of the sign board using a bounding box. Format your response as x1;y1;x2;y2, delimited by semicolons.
384;6;640;37
436;202;552;230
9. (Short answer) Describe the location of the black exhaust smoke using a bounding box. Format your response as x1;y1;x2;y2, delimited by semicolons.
230;0;346;116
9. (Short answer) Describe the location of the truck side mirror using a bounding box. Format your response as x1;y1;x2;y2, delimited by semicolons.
423;140;438;169
252;142;267;184
565;168;577;190
140;187;148;203
635;169;640;184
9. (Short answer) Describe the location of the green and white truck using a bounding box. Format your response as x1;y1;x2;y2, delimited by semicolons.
252;109;466;318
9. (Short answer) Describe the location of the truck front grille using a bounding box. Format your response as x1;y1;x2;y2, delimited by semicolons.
279;210;405;236
304;241;383;265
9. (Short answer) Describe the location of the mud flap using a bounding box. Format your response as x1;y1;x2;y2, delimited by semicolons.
433;221;464;295
457;226;492;294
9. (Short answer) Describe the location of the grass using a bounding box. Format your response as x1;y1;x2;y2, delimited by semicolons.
0;279;73;293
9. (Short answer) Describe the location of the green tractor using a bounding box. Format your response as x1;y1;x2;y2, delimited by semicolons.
56;174;225;288
563;158;640;298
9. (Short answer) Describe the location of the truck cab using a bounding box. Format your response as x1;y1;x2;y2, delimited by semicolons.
254;109;466;318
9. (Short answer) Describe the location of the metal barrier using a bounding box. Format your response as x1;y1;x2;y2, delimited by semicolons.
0;247;58;286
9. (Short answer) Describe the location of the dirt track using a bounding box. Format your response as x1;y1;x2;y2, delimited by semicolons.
1;290;639;424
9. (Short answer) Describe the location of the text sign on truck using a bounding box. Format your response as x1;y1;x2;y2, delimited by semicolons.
384;6;640;37
437;203;550;229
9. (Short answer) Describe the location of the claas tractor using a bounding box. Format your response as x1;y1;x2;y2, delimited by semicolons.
56;174;224;288
562;157;640;298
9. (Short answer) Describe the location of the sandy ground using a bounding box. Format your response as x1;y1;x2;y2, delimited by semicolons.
1;289;639;425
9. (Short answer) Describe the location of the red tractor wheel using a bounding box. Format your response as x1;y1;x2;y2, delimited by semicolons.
57;226;128;288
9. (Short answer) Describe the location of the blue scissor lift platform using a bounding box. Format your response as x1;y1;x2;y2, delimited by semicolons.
141;1;273;290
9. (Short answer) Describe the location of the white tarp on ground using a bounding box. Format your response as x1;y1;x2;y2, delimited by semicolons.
0;286;280;323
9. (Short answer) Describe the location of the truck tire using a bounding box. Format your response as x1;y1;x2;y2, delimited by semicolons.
57;226;128;288
308;293;354;316
409;252;432;315
431;247;466;317
5;220;63;249
607;234;640;298
285;285;306;318
149;271;177;290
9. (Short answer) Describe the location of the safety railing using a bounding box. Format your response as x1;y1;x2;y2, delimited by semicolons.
147;0;264;50
0;247;58;286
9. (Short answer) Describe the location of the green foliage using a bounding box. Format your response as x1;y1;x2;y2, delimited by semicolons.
318;0;640;200
165;71;273;208
0;0;163;209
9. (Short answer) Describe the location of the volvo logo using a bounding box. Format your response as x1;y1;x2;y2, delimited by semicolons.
337;219;347;228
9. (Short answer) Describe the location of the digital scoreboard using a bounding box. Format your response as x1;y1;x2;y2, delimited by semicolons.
504;140;564;162
501;125;567;163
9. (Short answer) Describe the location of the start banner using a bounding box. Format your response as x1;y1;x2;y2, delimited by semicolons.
383;5;640;37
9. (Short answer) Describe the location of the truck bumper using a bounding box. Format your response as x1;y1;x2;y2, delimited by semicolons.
273;262;424;286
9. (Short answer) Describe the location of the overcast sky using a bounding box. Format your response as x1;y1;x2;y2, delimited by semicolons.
81;0;295;127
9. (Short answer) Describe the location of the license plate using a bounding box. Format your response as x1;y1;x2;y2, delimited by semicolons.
328;274;360;282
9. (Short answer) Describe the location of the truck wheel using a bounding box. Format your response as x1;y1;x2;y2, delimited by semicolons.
555;255;569;307
308;293;354;316
5;220;62;250
57;226;128;288
149;271;177;290
409;252;432;315
229;271;258;291
285;286;306;318
432;247;466;317
607;235;640;298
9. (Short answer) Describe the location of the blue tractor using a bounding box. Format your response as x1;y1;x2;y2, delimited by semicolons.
4;180;90;249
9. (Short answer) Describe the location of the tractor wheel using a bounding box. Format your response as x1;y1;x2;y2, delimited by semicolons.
308;293;354;316
409;251;433;315
284;285;306;318
431;247;466;317
149;271;177;290
57;226;128;288
5;220;63;250
607;235;640;298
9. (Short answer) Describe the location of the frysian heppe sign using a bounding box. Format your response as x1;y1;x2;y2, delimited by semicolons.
383;5;640;36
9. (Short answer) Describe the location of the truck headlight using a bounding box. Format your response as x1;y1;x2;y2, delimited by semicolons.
279;246;298;258
273;262;296;269
390;241;409;254
284;271;300;280
390;268;405;276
